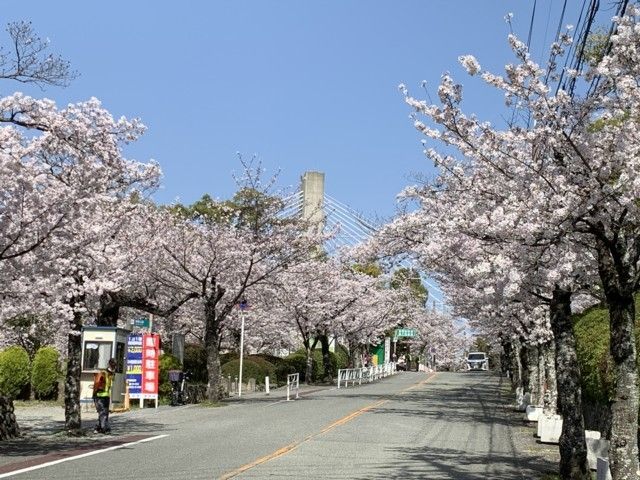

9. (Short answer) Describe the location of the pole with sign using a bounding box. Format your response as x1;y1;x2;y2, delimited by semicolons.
238;298;248;397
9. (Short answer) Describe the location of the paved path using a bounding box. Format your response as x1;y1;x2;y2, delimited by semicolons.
1;372;558;479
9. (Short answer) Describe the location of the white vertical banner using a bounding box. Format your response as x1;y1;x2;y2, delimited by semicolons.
384;337;390;364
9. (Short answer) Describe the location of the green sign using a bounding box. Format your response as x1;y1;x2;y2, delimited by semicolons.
133;318;150;328
394;328;416;338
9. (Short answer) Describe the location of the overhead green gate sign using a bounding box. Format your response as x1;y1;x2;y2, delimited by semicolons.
394;328;416;338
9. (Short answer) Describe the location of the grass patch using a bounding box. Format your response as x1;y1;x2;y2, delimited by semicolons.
539;474;560;480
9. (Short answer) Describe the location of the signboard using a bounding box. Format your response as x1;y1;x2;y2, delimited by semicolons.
394;328;417;338
126;333;143;397
126;333;159;400
132;318;150;328
141;333;159;399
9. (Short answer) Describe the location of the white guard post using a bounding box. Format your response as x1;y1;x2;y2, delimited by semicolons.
286;373;299;401
265;376;270;395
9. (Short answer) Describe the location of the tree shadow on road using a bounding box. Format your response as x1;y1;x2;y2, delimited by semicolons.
349;443;556;480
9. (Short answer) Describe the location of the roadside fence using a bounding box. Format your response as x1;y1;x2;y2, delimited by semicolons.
337;362;397;388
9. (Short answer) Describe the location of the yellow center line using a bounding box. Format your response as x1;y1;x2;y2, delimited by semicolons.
218;372;438;480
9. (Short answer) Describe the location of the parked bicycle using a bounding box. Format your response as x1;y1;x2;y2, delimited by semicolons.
169;370;190;406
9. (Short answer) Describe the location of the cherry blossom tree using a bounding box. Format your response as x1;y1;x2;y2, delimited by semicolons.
389;7;640;477
150;165;320;400
0;92;160;432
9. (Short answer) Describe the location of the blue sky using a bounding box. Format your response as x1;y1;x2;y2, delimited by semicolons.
3;1;586;221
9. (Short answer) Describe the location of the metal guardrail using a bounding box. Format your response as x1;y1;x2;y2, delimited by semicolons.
286;373;300;401
337;362;397;388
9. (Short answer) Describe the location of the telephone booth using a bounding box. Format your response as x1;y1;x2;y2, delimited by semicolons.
79;326;130;411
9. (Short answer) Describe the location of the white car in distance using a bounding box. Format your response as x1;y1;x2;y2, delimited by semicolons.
466;352;489;371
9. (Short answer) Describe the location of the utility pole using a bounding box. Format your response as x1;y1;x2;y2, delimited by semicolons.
238;298;248;397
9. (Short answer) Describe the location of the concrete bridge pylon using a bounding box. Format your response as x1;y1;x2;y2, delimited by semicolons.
300;171;325;233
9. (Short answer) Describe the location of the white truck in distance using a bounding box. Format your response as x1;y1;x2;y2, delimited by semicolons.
466;352;489;371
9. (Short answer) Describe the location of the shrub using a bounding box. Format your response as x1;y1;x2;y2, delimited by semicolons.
220;358;274;385
184;344;208;384
159;353;183;398
275;356;303;385
0;346;31;399
247;355;277;380
31;346;60;400
334;345;349;370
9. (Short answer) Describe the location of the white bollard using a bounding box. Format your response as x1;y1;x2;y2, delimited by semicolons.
265;376;270;395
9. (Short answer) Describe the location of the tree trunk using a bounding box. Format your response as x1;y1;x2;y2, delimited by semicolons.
538;343;547;406
543;340;558;416
97;291;120;327
204;332;222;401
596;238;639;480
510;339;523;391
204;287;225;402
64;309;83;434
527;345;541;405
319;334;334;383
519;342;529;397
501;339;512;378
608;292;639;480
550;286;589;479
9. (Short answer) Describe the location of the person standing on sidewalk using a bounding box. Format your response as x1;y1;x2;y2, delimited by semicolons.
93;358;116;434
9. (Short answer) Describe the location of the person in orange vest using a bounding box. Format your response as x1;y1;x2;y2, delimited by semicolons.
93;358;116;434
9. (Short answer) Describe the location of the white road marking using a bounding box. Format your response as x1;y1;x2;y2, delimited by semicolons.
0;434;169;479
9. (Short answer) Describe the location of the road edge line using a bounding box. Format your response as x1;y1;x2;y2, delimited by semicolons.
0;434;169;479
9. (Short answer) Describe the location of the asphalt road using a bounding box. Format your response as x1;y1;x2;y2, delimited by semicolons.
2;371;552;479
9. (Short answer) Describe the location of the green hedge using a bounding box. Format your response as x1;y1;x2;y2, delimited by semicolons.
334;345;349;370
159;353;183;398
280;349;339;384
0;346;31;399
573;296;640;404
31;346;60;400
221;358;275;385
275;356;305;385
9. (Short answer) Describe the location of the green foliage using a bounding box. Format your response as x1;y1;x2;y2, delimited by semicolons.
221;358;275;385
334;345;349;370
391;268;428;305
4;314;59;358
284;349;338;383
183;344;208;384
31;346;60;400
0;346;31;399
170;188;287;234
352;263;382;278
274;357;301;385
573;297;640;404
247;355;278;380
158;353;183;398
583;28;608;67
587;110;631;133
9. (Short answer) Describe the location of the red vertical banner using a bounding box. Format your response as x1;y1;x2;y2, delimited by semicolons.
141;333;159;398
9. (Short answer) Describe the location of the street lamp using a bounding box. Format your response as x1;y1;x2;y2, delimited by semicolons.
238;298;248;397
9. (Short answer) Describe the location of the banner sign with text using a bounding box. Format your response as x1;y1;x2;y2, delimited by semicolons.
126;333;159;399
126;333;143;397
141;333;159;398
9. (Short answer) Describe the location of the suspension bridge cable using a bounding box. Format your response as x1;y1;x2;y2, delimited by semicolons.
324;194;379;231
323;194;379;232
323;198;376;238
